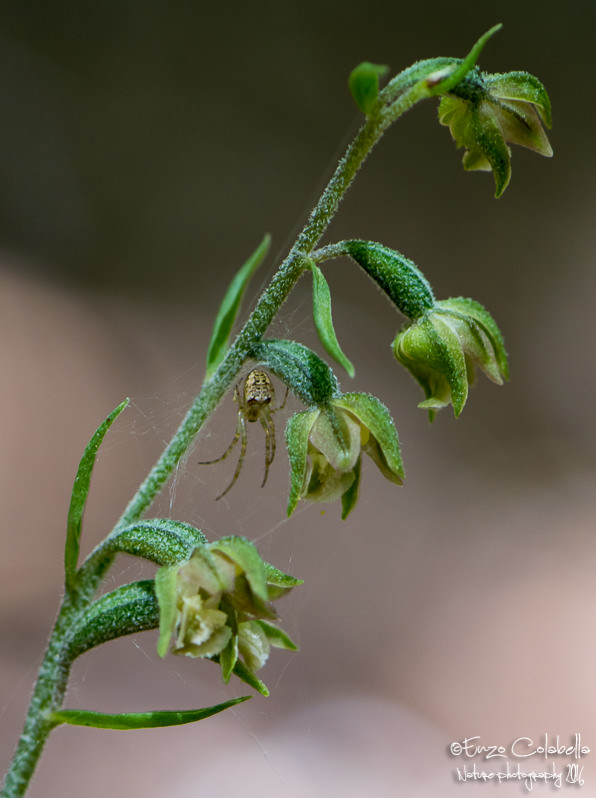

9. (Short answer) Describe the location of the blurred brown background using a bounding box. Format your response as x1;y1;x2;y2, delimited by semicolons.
1;2;595;796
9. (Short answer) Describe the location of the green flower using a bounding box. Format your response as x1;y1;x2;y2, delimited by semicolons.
393;297;508;421
155;537;301;691
438;69;552;196
286;393;404;519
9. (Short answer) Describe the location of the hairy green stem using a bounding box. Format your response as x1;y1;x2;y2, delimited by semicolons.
2;77;431;798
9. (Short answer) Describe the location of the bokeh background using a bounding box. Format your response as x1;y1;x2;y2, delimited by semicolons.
1;2;595;796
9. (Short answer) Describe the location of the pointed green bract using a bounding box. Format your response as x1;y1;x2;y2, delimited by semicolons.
81;519;206;581
50;697;250;730
309;261;355;377
252;338;340;406
349;61;389;115
426;24;502;95
66;580;159;661
342;240;435;319
65;398;129;592
205;233;271;379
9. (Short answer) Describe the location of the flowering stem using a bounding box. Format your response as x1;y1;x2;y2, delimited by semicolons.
2;75;434;798
116;82;428;528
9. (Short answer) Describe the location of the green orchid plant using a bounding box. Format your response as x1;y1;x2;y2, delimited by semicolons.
1;24;552;798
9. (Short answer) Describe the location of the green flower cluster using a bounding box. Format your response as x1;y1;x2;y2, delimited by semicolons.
155;537;300;690
285;392;404;518
439;69;552;196
393;297;508;420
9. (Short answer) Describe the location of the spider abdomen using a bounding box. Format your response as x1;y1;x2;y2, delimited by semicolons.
244;369;274;421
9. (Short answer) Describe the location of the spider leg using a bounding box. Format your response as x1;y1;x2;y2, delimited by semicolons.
198;385;242;465
277;385;289;411
197;415;242;465
216;415;248;500
259;410;276;488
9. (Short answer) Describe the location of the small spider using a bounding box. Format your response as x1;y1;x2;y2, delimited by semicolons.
199;368;288;499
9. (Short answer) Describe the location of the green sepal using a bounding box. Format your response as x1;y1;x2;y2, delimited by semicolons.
424;315;469;417
79;519;206;586
219;633;239;683
437;297;508;380
255;620;298;651
348;61;389;115
230;658;270;696
309;261;355;377
66;580;159;661
50;697;250;731
341;453;361;520
485;71;552;127
155;565;179;658
262;561;303;598
251;339;340;406
333;393;404;484
205;233;271;379
465;104;511;197
210;536;269;602
285;410;318;517
341;240;435;320
65;399;129;592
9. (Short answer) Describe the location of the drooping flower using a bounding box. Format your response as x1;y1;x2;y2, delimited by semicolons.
393;296;508;420
438;68;552;196
155;537;301;694
285;392;404;519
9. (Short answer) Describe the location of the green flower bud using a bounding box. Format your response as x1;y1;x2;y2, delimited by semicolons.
286;393;404;519
438;68;552;196
393;297;508;420
155;538;301;687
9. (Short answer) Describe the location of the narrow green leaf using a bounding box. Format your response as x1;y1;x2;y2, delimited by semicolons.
50;697;250;730
349;62;389;115
309;262;355;377
65;399;129;592
205;233;271;379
